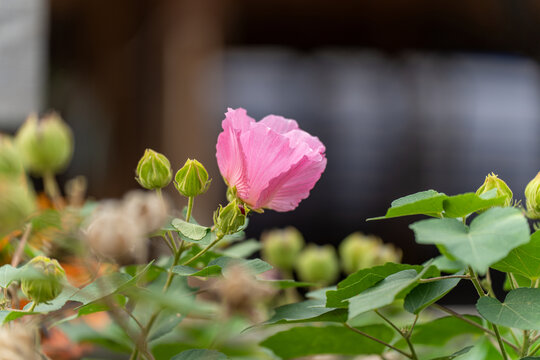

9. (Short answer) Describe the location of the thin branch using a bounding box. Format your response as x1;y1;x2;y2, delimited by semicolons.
432;304;520;353
343;323;412;359
11;223;32;267
418;275;471;283
375;310;418;359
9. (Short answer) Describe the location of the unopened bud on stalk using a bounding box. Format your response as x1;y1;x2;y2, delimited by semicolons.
174;159;210;197
15;112;73;175
296;244;339;286
0;134;24;178
135;149;172;190
339;232;381;274
525;171;540;219
0;179;36;238
261;227;304;271
21;256;65;305
213;200;246;238
476;173;513;207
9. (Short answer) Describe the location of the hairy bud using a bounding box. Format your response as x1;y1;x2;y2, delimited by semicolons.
21;256;65;305
261;227;304;271
296;244;339;286
15;113;73;175
174;159;210;197
135;149;172;190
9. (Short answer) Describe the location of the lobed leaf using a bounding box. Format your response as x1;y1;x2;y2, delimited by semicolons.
404;274;462;314
476;288;540;330
368;190;447;220
410;207;530;274
260;325;393;359
493;230;540;280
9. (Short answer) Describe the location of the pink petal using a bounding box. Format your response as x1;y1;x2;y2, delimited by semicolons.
260;115;299;134
257;155;327;211
283;129;326;157
239;123;309;206
216;108;255;194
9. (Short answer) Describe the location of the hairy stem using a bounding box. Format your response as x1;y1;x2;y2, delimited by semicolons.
185;196;194;222
344;323;412;359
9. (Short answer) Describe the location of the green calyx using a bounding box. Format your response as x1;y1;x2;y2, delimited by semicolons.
213;199;246;238
136;149;172;190
525;171;540;219
476;172;513;207
174;158;211;197
21;256;66;305
15;113;74;176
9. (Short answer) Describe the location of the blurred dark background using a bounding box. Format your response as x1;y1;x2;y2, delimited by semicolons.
2;0;540;303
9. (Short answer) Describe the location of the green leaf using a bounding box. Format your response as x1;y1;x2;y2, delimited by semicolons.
208;257;272;275
260;325;393;359
0;264;24;288
430;346;473;360
264;299;346;325
442;189;505;218
171;349;229;360
148;311;185;343
408;316;484;346
493;230;540;280
348;266;434;320
410;207;530;274
476;288;540;330
326;263;430;308
172;256;272;278
404;274;462;314
432;256;465;273
221;239;260;258
172;265;222;277
0;310;38;324
368;190;447;220
30;209;62;231
172;218;210;240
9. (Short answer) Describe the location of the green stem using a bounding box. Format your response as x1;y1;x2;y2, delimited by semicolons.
375;310;418;360
522;330;530;357
129;348;139;360
530;342;540;356
468;266;510;360
29;302;37;312
183;234;224;266
185;196;194;222
344;323;412;359
418;274;471;283
43;171;62;209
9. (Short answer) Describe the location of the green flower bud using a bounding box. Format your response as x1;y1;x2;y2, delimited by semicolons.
213;200;246;238
21;256;65;305
476;172;513;207
0;179;36;238
174;159;210;197
135;149;172;189
0;134;24;179
15;113;74;175
296;244;339;286
261;227;304;271
375;243;402;266
339;232;381;274
525;171;540;219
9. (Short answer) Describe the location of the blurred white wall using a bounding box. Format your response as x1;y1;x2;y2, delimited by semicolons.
0;0;47;127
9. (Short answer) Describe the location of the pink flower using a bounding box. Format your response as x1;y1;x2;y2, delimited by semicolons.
216;108;327;212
